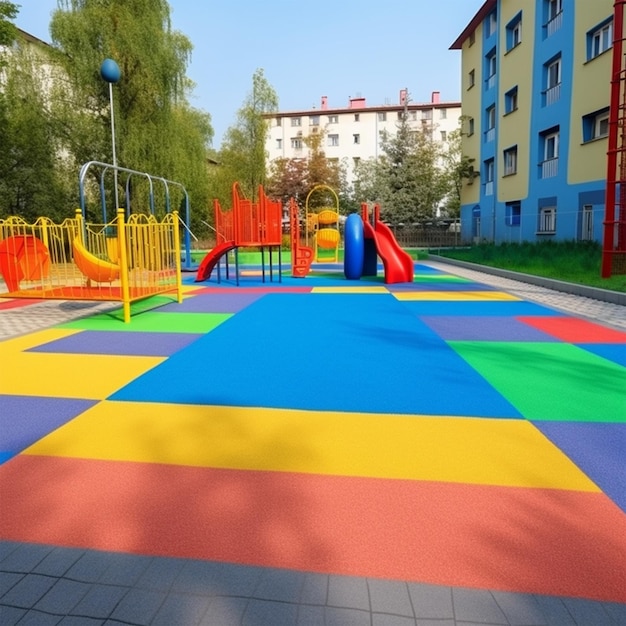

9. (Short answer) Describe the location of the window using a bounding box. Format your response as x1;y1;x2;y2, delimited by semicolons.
440;131;447;142
468;69;475;89
469;31;475;46
397;111;405;121
547;0;562;22
504;86;518;114
485;50;497;88
328;115;338;124
291;117;301;127
409;110;417;121
582;108;609;142
328;134;339;147
581;204;593;240
546;0;562;36
378;112;387;122
506;12;522;51
540;128;559;178
506;201;521;226
353;157;361;168
275;117;282;127
291;137;303;149
467;117;475;136
486;10;497;37
309;115;320;126
276;138;282;149
353;133;360;144
539;206;556;233
484;158;495;195
544;56;561;105
588;19;613;60
440;108;447;119
503;146;518;175
485;105;496;142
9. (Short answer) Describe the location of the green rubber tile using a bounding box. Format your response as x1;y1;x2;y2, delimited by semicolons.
413;274;472;283
58;310;231;334
450;341;626;422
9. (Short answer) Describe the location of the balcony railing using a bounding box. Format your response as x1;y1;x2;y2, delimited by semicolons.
486;74;496;90
544;83;561;106
485;127;495;143
546;11;563;37
485;181;494;196
541;157;559;178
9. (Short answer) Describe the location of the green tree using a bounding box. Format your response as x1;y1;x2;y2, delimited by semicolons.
217;68;278;202
439;125;475;218
47;0;213;226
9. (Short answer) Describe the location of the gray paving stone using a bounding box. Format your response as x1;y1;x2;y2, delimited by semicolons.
327;574;370;611
58;617;106;626
368;579;414;617
299;572;328;605
134;556;186;592
0;543;54;573
150;592;211;625
97;552;152;587
242;598;299;625
35;578;91;615
0;573;56;609
407;583;454;619
33;548;86;578
296;604;326;625
199;596;248;625
170;559;225;595
415;619;455;626
65;553;112;584
69;584;128;620
373;613;417;626
0;604;27;626
452;588;508;624
109;587;166;625
0;571;24;597
253;568;306;603
325;605;371;625
492;590;549;625
12;609;62;624
562;597;617;625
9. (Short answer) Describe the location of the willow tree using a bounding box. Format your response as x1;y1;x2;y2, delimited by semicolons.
217;68;278;202
47;0;213;224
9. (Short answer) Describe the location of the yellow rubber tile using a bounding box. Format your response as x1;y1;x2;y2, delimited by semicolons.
394;291;520;301
312;286;389;293
25;401;598;491
0;329;82;354
0;353;164;399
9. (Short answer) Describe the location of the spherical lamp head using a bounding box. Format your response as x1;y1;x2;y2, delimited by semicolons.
100;58;121;84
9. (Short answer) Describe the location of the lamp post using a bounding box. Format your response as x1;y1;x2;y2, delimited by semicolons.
100;58;121;211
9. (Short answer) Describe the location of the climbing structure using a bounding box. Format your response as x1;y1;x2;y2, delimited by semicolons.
305;185;341;263
603;0;626;277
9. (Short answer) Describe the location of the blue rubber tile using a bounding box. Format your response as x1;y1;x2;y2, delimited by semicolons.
533;422;626;512
325;606;371;625
452;588;507;624
491;591;553;625
372;615;417;626
212;563;263;597
299;573;328;605
34;578;91;614
109;588;167;625
134;557;186;592
59;617;106;625
151;592;211;626
252;569;306;603
243;598;299;625
0;396;95;461
420;315;555;341
199;597;248;625
111;294;523;418
65;552;113;584
580;343;626;367
562;597;618;625
533;595;576;625
170;560;223;595
0;571;23;597
368;579;413;618
33;547;85;578
155;292;263;313
0;542;19;563
28;330;202;357
399;300;561;316
0;605;27;625
296;605;326;625
97;552;152;586
70;584;128;620
10;609;61;624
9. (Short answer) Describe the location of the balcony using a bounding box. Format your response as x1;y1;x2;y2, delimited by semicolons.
544;83;561;106
485;127;496;143
546;11;563;37
541;157;559;178
485;181;494;196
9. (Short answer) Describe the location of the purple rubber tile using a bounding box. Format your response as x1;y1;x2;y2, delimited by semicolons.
154;292;263;313
28;331;202;356
533;422;626;513
0;395;96;458
420;316;556;341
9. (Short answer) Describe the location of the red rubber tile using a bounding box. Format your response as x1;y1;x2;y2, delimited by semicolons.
1;455;624;603
518;316;626;343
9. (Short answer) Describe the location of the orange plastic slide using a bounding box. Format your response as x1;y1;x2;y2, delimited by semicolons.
72;238;120;283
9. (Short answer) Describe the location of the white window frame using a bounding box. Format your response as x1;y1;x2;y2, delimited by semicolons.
548;0;562;22
328;115;338;124
539;206;556;233
291;137;303;149
547;58;561;89
327;134;339;147
594;112;609;138
503;146;518;175
581;204;594;241
378;112;387;122
590;22;613;59
353;133;360;144
505;86;518;114
544;131;559;160
276;138;282;149
291;117;301;127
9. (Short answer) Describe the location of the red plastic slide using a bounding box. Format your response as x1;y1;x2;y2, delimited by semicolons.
363;220;414;284
195;241;236;282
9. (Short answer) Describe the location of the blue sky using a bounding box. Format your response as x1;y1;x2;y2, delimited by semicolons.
15;1;480;147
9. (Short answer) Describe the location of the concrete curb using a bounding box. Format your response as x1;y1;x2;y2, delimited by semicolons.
428;254;626;306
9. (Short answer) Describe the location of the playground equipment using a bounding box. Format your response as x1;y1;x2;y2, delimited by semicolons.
0;209;182;322
305;185;341;263
289;197;314;277
341;204;414;284
195;182;283;284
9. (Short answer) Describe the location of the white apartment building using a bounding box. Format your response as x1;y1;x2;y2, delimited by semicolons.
265;89;462;187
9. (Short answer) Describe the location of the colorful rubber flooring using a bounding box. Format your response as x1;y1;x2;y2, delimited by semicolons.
0;264;625;606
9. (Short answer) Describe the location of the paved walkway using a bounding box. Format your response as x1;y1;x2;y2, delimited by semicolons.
1;262;625;626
